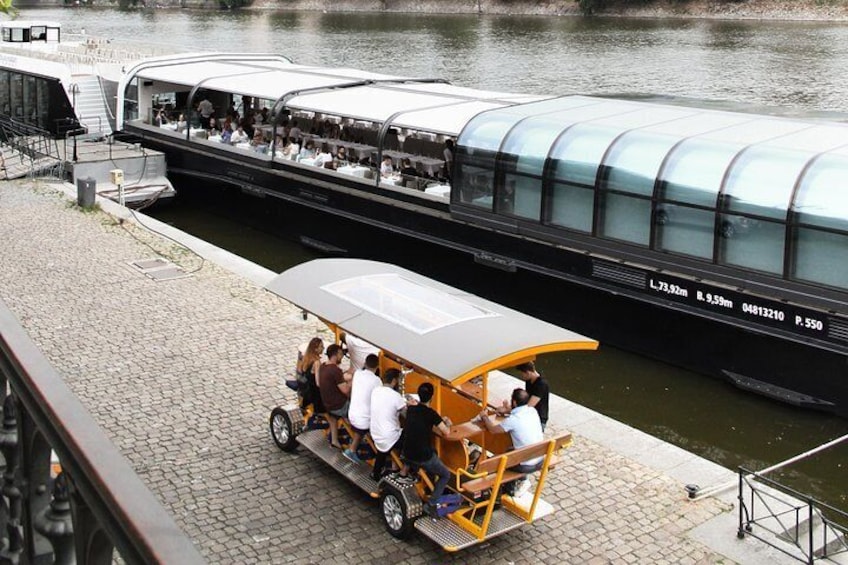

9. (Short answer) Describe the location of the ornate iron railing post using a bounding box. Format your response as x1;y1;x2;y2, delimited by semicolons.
34;473;73;565
0;396;22;565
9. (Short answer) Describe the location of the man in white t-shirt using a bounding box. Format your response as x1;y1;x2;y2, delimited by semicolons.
369;368;407;481
342;333;380;375
344;354;382;464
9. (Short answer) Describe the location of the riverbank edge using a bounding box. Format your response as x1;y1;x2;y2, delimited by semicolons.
22;0;848;22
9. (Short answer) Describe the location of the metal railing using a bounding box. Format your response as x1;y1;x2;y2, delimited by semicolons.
0;117;64;180
0;300;206;564
738;466;848;563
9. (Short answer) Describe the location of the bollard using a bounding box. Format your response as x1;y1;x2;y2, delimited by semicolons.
76;177;96;208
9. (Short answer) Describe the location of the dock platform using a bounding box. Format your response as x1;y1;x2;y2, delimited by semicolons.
0;178;808;563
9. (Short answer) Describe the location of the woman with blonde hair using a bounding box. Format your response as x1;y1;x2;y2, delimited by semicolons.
297;337;325;412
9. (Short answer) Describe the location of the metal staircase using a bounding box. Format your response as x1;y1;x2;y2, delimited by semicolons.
71;75;113;139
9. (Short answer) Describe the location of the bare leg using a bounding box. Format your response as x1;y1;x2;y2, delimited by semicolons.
326;414;341;448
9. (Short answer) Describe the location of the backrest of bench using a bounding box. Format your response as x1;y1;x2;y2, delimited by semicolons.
475;433;572;475
475;441;551;475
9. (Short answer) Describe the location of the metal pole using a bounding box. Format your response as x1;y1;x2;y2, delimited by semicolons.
70;84;79;163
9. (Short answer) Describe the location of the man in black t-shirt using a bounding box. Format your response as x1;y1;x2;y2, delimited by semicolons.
516;361;550;431
401;382;453;517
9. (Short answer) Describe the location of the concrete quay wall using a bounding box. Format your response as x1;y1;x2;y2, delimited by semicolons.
0;178;793;563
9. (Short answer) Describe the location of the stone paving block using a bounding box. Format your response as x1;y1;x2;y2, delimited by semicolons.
0;179;739;564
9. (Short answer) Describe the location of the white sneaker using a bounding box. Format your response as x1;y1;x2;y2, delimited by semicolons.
514;478;532;498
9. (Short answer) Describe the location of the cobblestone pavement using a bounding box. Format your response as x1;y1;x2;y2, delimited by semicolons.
0;180;732;563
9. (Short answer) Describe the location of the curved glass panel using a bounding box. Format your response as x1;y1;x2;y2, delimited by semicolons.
793;153;848;231
458;113;518;153
601;131;678;197
549;182;593;233
659;138;741;207
550;123;621;187
724;146;810;220
454;154;495;210
501;116;567;176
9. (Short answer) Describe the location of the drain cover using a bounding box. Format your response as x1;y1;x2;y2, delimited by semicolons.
128;258;191;282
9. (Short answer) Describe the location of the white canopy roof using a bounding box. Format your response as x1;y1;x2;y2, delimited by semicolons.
265;259;597;384
123;53;543;136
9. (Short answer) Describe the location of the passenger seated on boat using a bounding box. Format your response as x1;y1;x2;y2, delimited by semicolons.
344;353;382;463
288;138;300;160
251;130;269;154
207;117;220;136
370;368;408;480
335;146;349;166
317;344;352;449
220;123;233;144
176;114;188;133
297;337;325;413
399;158;418;178
479;388;544;477
230;125;249;145
299;140;316;160
314;144;333;168
380;156;394;178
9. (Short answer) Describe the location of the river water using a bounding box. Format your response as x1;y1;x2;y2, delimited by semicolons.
22;7;848;508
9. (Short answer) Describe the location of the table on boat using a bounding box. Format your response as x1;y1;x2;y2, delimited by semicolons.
424;183;451;198
409;155;445;176
375;150;445;176
337;165;370;178
380;175;403;187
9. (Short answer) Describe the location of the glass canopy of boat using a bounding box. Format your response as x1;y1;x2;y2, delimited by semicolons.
454;95;848;291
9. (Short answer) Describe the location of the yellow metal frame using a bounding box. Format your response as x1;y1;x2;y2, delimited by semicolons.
303;318;580;546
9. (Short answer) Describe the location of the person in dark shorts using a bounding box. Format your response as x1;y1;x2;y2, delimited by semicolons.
401;382;454;517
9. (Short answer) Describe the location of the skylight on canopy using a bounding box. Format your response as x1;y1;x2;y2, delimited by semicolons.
322;273;499;335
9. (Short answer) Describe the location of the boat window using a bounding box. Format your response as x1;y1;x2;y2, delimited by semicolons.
10;73;22;119
654;138;741;259
723;146;809;220
595;131;676;246
654;204;717;259
495;117;563;221
36;79;49;130
793;228;848;289
499;173;542;220
790;153;848;288
546;124;618;234
454;158;495;211
46;27;60;42
24;76;37;126
719;214;785;274
0;71;8;118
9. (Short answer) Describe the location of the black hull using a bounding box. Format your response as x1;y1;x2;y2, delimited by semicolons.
139;131;848;417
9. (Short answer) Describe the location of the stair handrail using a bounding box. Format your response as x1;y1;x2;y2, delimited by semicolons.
737;466;848;563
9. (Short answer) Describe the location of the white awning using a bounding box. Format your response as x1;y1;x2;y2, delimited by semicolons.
265;259;598;384
391;100;510;135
